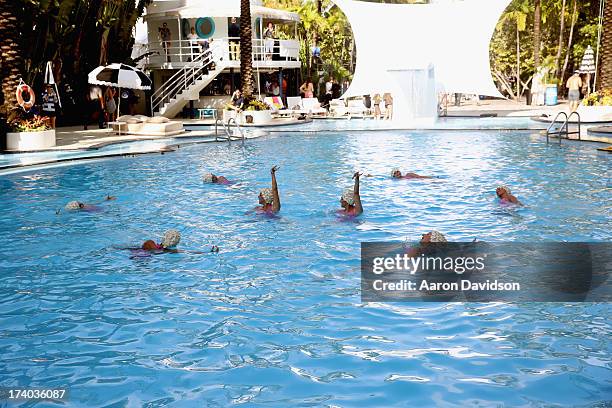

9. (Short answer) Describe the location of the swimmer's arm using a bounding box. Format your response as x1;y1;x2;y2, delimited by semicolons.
353;172;363;215
271;165;280;213
112;245;141;250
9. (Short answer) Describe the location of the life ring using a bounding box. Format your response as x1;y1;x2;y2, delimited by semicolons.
16;83;36;110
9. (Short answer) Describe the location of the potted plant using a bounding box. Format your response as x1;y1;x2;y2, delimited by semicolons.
6;111;56;151
579;88;612;122
241;100;272;125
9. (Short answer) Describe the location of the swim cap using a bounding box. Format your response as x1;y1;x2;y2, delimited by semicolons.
497;185;511;195
65;201;82;210
341;188;355;206
429;230;447;243
391;168;401;177
161;229;181;248
260;188;274;204
203;173;214;183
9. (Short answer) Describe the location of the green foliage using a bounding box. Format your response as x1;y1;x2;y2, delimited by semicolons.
10;114;50;132
17;0;151;94
264;0;356;84
490;0;600;97
245;100;270;111
582;89;612;106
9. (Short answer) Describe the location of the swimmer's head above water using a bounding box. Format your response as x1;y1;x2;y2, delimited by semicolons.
259;187;274;205
421;230;447;243
203;173;219;183
65;201;85;210
340;188;355;209
496;185;511;198
391;168;402;178
161;229;181;248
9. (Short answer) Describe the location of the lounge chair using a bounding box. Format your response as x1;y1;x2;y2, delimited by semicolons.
301;98;327;117
346;99;370;117
286;96;303;111
264;96;284;113
112;115;184;136
329;99;348;117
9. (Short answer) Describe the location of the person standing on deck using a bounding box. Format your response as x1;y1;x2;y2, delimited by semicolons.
41;85;59;129
187;27;199;61
383;93;393;120
566;72;583;112
84;85;105;130
158;22;172;62
263;23;275;61
228;17;240;61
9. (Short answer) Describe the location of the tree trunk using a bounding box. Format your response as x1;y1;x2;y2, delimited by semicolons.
560;0;578;95
516;19;521;101
100;27;110;66
240;0;254;101
554;0;567;78
533;0;541;68
0;0;24;142
598;0;612;89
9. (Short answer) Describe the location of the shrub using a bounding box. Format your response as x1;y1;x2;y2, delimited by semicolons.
582;89;612;106
245;100;270;111
9;110;50;132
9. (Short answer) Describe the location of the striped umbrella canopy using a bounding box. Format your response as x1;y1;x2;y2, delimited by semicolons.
88;63;151;90
578;46;596;74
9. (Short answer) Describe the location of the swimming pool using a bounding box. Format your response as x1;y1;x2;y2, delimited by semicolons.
1;130;610;406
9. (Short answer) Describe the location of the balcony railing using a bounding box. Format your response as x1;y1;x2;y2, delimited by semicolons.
142;37;300;66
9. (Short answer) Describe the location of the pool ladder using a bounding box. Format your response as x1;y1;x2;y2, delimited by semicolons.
545;111;581;144
215;118;245;144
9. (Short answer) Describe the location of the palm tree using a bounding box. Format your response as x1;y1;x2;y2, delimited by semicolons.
599;0;612;89
240;0;254;102
553;0;567;78
0;0;24;137
533;0;541;68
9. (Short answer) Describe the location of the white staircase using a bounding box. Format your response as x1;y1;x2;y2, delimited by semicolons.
151;42;227;118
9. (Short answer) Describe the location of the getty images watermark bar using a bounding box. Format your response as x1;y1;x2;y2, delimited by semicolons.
361;242;611;302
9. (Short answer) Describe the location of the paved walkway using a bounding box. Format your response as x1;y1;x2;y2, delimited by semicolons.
445;97;570;117
51;126;216;150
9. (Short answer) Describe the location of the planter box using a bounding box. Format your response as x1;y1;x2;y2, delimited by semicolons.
240;110;272;125
222;109;237;123
6;129;56;151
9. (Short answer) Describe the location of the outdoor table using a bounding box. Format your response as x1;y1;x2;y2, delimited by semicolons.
198;108;217;120
107;121;128;136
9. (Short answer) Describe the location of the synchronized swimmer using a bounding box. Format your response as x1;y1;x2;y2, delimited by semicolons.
61;167;524;257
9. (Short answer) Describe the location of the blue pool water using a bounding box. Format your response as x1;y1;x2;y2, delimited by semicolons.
0;130;610;406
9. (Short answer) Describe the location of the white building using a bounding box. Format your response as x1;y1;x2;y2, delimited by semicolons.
136;0;301;117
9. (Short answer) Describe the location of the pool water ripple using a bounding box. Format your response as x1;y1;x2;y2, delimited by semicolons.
0;130;610;406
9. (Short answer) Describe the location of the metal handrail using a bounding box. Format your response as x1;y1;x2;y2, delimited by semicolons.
214;117;231;141
227;118;244;143
567;111;581;140
546;112;568;144
143;37;300;66
150;40;227;114
546;111;581;144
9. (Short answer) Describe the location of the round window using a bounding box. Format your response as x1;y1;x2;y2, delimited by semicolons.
195;17;215;39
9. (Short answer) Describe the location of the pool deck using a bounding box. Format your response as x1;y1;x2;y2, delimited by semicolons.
444;98;570;117
1;99;610;159
48;126;219;151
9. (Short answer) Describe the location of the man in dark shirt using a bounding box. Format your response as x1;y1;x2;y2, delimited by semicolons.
228;17;240;61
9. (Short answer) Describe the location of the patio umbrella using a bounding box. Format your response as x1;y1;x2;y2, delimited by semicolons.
578;46;596;95
88;63;151;116
44;61;62;108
